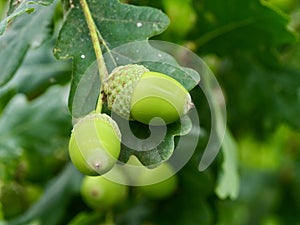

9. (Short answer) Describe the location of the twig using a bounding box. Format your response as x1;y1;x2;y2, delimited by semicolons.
79;0;109;112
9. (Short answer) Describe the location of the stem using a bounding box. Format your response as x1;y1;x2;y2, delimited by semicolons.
96;30;118;67
105;211;114;224
79;0;108;112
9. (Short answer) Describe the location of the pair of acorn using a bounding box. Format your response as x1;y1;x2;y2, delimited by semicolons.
69;64;193;176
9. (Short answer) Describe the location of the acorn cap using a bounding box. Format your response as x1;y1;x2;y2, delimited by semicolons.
103;64;149;119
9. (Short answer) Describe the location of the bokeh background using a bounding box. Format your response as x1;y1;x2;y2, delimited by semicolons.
0;0;300;224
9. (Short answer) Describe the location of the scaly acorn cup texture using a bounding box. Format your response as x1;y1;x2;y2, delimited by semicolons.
68;113;121;176
103;64;193;125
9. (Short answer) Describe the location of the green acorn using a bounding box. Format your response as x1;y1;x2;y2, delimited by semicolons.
69;112;121;176
80;167;128;210
136;163;178;199
103;64;193;125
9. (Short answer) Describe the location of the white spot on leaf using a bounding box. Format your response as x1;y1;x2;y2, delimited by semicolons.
49;78;56;83
136;22;143;28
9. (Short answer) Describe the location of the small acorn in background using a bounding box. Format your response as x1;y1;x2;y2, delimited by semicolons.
80;167;128;210
103;64;193;125
68;112;121;176
136;162;178;199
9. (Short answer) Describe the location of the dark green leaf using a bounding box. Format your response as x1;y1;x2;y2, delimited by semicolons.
142;61;199;90
150;160;214;225
223;57;300;135
66;61;100;119
0;86;71;161
0;38;71;109
194;0;297;58
118;115;192;166
12;40;71;99
54;0;170;114
0;2;56;87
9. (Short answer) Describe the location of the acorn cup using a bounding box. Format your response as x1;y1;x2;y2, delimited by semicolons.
103;64;193;125
68;112;121;176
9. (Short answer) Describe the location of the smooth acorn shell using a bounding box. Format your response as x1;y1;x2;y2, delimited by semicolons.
80;167;128;209
68;113;121;176
137;163;178;199
130;71;192;125
104;64;192;125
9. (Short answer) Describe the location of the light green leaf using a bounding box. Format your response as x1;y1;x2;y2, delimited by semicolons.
215;130;240;200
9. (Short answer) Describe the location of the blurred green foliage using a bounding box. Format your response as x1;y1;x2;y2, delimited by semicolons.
0;0;299;225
